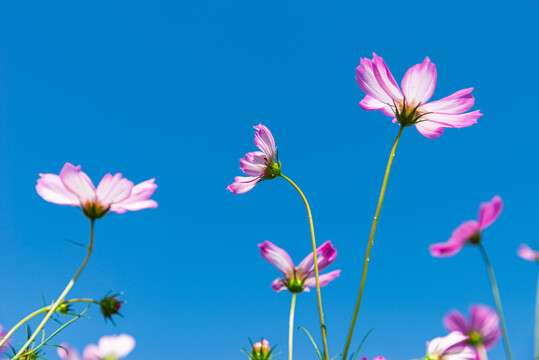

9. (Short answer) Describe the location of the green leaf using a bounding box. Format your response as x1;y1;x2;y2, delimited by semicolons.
297;327;323;360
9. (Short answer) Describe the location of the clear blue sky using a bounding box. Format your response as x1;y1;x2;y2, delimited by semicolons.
0;1;538;359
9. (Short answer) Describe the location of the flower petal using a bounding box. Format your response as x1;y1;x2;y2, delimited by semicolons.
421;110;482;129
356;57;395;104
96;173;133;207
36;173;80;206
420;88;475;114
429;238;466;258
59;163;96;203
253;124;276;161
82;344;100;360
469;305;501;350
258;241;295;278
226;175;262;194
296;241;337;278
303;269;341;289
430;220;479;258
109;179;158;214
427;331;469;356
401;57;437;106
271;278;287;293
478;195;503;230
517;244;539;262
372;54;403;103
415;121;445;139
57;343;81;360
443;310;470;334
97;334;135;359
239;151;268;176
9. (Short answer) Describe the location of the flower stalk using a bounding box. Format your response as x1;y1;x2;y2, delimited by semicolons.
342;125;404;360
12;219;95;360
288;293;296;360
477;243;513;360
280;173;329;360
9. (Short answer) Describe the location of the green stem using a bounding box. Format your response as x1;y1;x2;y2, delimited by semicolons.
535;272;539;360
12;219;95;359
342;125;404;360
477;344;488;360
477;243;513;360
289;293;297;360
0;298;98;348
280;174;329;360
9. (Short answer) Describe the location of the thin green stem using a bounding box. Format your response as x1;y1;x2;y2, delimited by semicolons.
12;219;95;359
0;298;98;348
477;243;513;360
342;125;404;360
280;174;329;360
535;272;539;360
289;293;297;360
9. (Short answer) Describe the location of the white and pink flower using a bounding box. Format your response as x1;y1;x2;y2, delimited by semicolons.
58;334;135;360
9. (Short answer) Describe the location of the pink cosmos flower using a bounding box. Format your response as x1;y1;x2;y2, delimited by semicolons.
37;163;157;219
361;357;388;360
443;305;501;351
356;54;482;139
258;240;340;293
517;244;539;262
227;124;281;194
0;325;8;353
425;331;477;360
58;334;135;360
430;196;503;257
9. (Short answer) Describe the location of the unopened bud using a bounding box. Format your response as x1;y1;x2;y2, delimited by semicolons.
100;294;123;323
251;339;271;360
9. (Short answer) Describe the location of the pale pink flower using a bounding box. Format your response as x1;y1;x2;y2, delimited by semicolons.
59;334;135;360
258;240;340;293
227;124;281;194
36;163;157;219
430;196;502;257
517;244;539;262
425;331;477;360
0;325;8;353
443;305;501;351
356;53;482;139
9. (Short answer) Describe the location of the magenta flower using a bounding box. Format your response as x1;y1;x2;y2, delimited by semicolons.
430;196;503;257
425;331;477;360
36;163;157;219
58;334;135;360
356;54;482;139
517;244;539;262
443;305;501;351
361;357;388;360
227;124;281;194
258;240;340;293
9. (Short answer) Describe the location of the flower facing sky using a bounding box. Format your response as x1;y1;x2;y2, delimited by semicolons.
227;124;281;194
425;332;476;360
517;244;539;262
58;334;135;360
430;196;503;257
36;163;157;219
443;305;501;351
356;53;482;139
258;240;340;293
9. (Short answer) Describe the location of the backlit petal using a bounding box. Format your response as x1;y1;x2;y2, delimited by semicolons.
401;57;437;106
517;244;539;262
36;173;80;206
372;54;403;103
258;241;295;278
59;163;96;203
478;196;503;230
254;124;276;161
420;88;475;114
226;175;262;194
109;179;158;214
96;173;133;207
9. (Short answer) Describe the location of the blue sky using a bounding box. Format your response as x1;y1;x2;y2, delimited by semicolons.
0;0;538;359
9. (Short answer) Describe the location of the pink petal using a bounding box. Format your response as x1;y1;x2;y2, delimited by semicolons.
372;54;403;103
421;110;482;128
296;241;337;278
36;173;80;206
420;88;475;114
443;310;471;334
258;241;294;278
57;343;81;360
109;179;158;214
451;220;480;241
239;151;268;176
401;57;437;106
429;238;466;258
82;344;100;360
427;331;469;356
96;334;135;359
415;121;445;139
356;57;395;104
303;269;341;289
226;175;262;194
253;124;276;161
443;345;477;360
96;173;133;207
517;244;539;262
359;95;393;115
59;163;96;204
469;305;501;350
271;278;287;293
478;195;503;230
